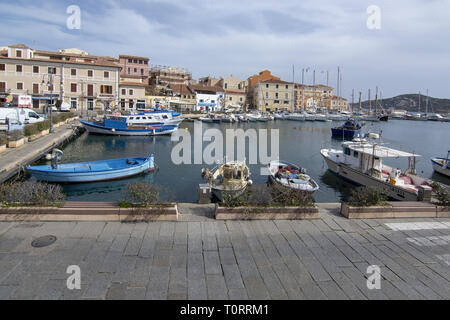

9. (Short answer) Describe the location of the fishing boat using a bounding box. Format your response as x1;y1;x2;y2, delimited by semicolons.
80;116;177;136
202;160;252;202
199;114;221;123
27;149;155;183
267;160;319;193
331;118;363;139
431;151;450;177
321;134;433;201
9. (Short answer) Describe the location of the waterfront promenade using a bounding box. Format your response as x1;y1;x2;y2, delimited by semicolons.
0;203;449;300
0;122;78;183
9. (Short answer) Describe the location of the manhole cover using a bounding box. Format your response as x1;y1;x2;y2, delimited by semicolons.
31;235;57;248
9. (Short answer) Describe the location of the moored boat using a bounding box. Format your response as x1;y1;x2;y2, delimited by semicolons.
331;118;363;139
267;160;319;193
202;160;252;202
27;150;155;183
431;151;450;177
321;135;433;201
80;116;177;136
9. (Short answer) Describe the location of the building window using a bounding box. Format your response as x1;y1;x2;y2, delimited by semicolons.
141;69;144;75
121;89;126;95
266;84;269;88
71;69;77;76
224;83;227;89
129;100;134;109
48;67;56;74
32;66;39;74
71;83;77;92
70;97;77;109
100;85;113;94
139;60;143;64
104;71;109;79
32;83;39;94
16;65;23;73
286;85;289;89
240;97;243;102
229;97;232;101
87;98;94;110
0;82;6;92
265;92;268;98
133;59;137;63
16;82;23;90
16;50;22;58
283;101;289;104
276;84;279;89
274;100;280;104
128;59;132;63
238;84;241;90
120;99;125;109
127;68;130;74
134;68;137;73
129;89;134;95
88;70;93;77
0;64;5;71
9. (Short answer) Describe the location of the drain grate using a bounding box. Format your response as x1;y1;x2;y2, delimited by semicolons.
31;235;57;248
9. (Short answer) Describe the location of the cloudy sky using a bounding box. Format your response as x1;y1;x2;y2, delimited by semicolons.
1;0;449;99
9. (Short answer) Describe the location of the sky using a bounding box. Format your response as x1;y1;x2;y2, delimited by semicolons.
1;0;449;100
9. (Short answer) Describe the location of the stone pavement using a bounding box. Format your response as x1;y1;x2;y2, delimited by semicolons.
0;203;449;300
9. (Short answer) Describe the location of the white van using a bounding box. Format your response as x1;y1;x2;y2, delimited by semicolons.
0;108;45;124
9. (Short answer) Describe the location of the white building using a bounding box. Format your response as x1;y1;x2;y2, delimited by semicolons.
189;84;224;112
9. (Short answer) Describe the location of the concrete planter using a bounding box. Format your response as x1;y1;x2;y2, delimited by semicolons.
40;129;50;136
27;132;42;142
341;202;438;219
7;138;25;148
437;206;450;218
53;123;60;128
0;144;6;154
215;205;319;220
0;202;178;222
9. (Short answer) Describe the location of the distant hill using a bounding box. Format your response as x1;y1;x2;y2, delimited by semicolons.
351;94;450;114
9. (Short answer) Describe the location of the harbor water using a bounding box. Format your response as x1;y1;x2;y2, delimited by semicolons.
31;119;450;202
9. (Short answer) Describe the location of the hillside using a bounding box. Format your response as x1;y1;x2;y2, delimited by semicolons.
351;94;450;114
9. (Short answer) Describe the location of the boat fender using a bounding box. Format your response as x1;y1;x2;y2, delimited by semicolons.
111;128;116;132
248;179;253;185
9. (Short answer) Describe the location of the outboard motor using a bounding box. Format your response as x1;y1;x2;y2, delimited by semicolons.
51;149;63;169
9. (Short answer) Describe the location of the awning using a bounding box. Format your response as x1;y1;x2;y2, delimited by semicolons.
348;144;420;158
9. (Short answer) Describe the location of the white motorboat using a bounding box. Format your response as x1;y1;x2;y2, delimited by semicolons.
427;113;444;121
321;134;432;201
202;160;252;202
246;113;259;122
125;113;183;126
315;114;328;122
286;113;305;121
304;113;316;121
268;160;319;193
431;151;450;177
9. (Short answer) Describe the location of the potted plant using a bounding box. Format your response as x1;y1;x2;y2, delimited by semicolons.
24;123;41;142
0;133;7;154
7;130;25;148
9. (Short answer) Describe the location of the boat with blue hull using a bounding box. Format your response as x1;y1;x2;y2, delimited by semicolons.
431;151;450;177
331;119;363;139
80;116;177;136
27;153;155;183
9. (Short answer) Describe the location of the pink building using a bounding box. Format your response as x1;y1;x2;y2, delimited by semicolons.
119;54;149;81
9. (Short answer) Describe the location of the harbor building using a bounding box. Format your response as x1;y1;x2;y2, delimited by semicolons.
166;83;197;112
253;79;293;112
119;76;147;110
247;70;282;109
189;84;224;112
118;54;149;81
148;65;192;95
217;75;248;110
294;83;349;111
0;44;121;112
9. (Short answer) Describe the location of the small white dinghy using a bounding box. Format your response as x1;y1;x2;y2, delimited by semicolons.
268;160;319;193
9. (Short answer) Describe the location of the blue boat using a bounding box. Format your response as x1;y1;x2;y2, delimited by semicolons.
331;119;364;139
27;153;155;183
80;116;178;136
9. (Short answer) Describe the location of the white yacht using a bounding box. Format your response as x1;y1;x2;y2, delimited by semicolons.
125;112;183;126
286;113;305;121
321;134;432;201
431;151;450;177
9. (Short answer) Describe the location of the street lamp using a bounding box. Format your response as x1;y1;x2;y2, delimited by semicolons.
42;74;56;133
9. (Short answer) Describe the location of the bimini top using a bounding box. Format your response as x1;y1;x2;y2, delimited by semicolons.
345;142;421;158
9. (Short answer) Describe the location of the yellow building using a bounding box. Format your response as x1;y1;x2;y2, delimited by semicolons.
253;79;293;112
0;44;121;112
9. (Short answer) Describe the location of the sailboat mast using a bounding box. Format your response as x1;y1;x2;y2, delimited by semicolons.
358;91;362;113
418;91;421;113
337;66;340;112
292;64;295;112
375;86;378;115
352;89;354;113
368;89;371;115
426;89;429;114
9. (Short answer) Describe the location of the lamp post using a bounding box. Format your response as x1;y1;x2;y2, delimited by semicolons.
42;74;56;133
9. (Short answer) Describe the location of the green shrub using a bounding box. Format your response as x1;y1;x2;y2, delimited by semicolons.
0;133;7;145
348;187;387;207
0;181;65;206
434;188;450;207
24;123;40;136
8;130;23;141
36;120;51;131
124;182;159;207
269;183;316;207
